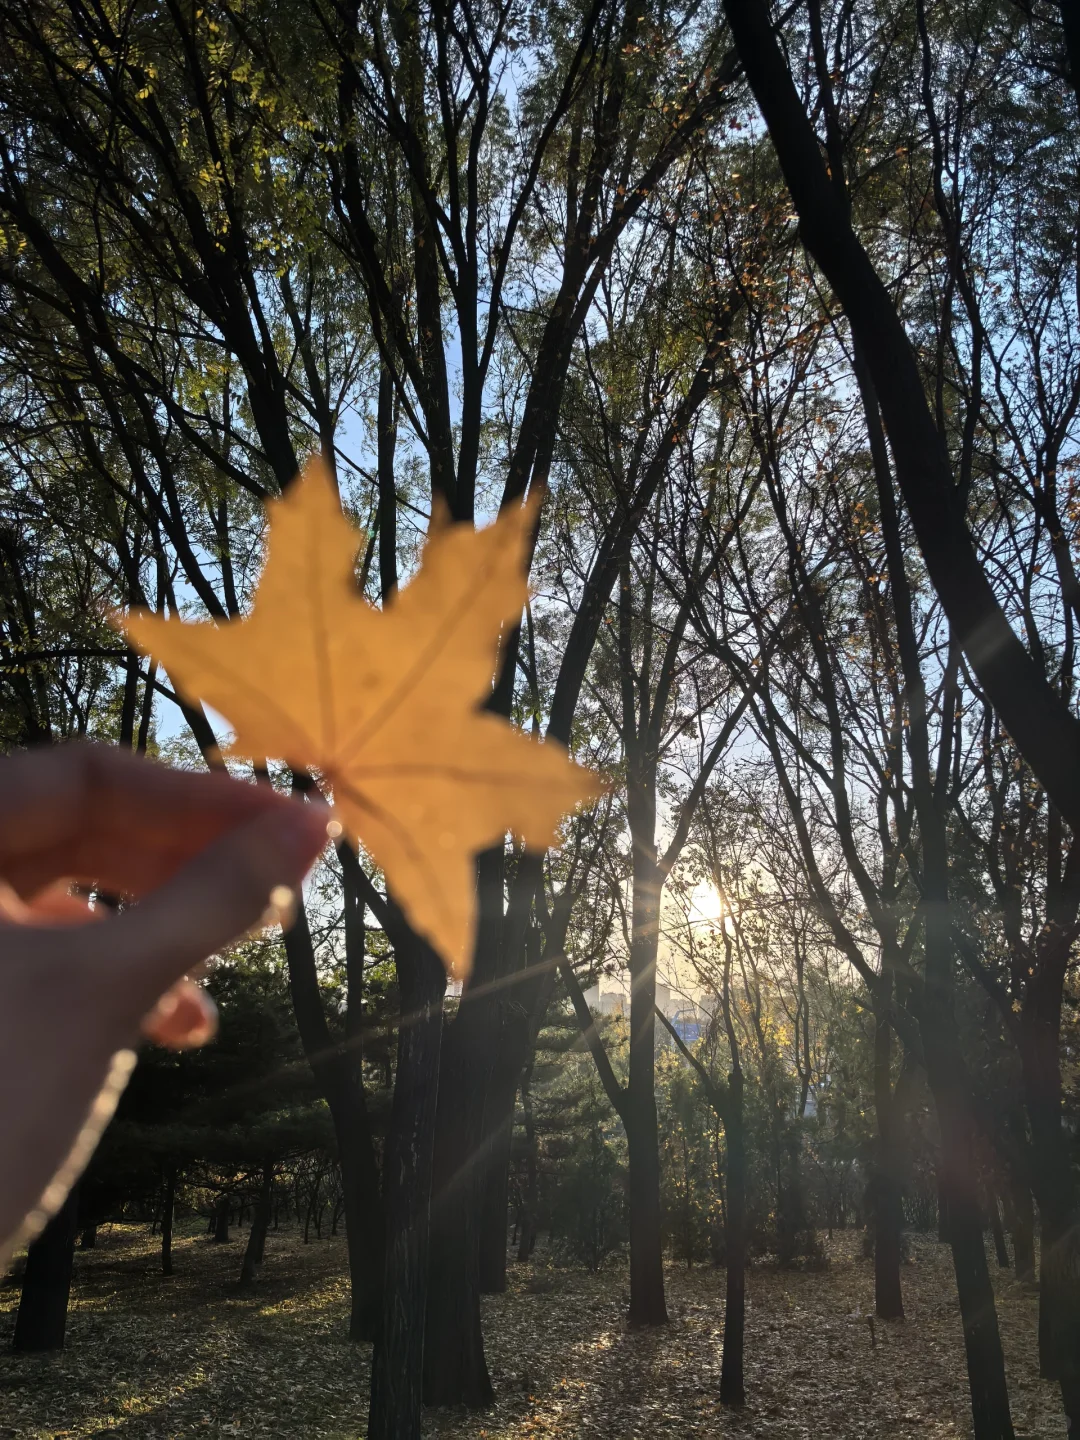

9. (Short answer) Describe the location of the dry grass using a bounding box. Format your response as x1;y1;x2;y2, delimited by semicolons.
0;1225;1065;1438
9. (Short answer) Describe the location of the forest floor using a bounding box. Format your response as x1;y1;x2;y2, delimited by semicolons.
0;1224;1066;1439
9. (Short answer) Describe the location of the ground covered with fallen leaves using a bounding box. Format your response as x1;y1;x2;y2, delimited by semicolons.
0;1224;1065;1438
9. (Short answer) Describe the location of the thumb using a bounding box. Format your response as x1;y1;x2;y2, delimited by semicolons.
99;801;328;1030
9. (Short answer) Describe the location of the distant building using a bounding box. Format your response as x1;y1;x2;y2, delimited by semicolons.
581;979;709;1035
582;983;627;1017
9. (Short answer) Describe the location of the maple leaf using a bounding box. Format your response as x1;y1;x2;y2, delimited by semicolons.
119;458;601;977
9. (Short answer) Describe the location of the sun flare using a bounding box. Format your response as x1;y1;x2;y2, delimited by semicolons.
687;881;727;925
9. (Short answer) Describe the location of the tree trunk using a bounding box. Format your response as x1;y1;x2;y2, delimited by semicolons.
873;1174;905;1319
423;846;505;1408
423;1018;495;1407
12;1187;79;1353
330;1084;384;1341
1019;982;1080;1429
368;931;446;1440
930;1071;1015;1440
909;648;1013;1435
161;1167;176;1277
625;849;667;1327
946;1195;1015;1440
304;1174;319;1244
1035;1182;1080;1431
239;1164;274;1288
475;883;542;1294
916;897;1014;1438
477;1030;523;1293
872;1000;905;1319
1005;1178;1036;1283
987;1193;1009;1270
477;912;553;1284
937;1163;952;1244
212;1195;230;1244
625;1094;667;1325
720;1076;746;1406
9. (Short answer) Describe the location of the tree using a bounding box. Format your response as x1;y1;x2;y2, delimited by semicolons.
11;1188;79;1353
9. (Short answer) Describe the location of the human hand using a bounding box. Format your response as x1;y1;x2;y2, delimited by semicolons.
0;744;329;1262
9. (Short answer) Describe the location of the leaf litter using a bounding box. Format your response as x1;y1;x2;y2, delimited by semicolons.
0;1227;1064;1438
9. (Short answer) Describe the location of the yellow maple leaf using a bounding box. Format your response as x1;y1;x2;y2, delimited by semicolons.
119;457;601;977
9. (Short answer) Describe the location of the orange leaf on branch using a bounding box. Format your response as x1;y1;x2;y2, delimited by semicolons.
118;457;601;978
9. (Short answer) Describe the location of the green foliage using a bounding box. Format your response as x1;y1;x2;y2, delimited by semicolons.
88;943;335;1229
553;1122;628;1274
657;1056;722;1266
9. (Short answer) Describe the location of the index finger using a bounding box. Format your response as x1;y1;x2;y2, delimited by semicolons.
0;743;310;899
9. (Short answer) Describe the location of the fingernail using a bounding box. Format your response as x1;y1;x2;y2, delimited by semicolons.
268;804;329;872
144;986;218;1050
178;991;218;1049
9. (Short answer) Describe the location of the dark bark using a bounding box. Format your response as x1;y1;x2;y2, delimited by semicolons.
239;1165;274;1288
1018;981;1080;1410
332;1099;384;1339
924;1023;1015;1439
624;840;667;1326
872;1000;905;1319
960;789;1080;1429
938;1165;952;1244
377;357;398;600
12;1188;79;1353
423;852;549;1395
1006;1177;1036;1283
368;928;446;1440
212;1194;230;1244
423;1010;495;1407
303;1172;320;1244
921;868;1013;1429
468;847;510;1301
161;1167;176;1277
625;1083;667;1326
720;1073;746;1407
988;1193;1010;1270
950;1219;1014;1434
420;840;501;1404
